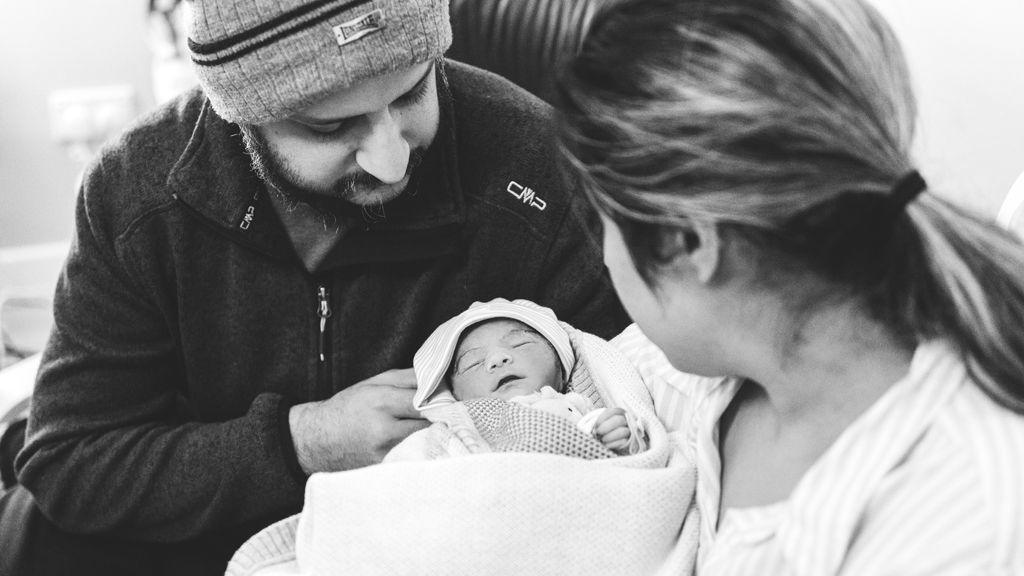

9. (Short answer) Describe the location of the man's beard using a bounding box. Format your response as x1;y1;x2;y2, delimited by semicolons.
239;125;426;224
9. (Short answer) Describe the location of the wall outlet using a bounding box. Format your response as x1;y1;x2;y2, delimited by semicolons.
48;85;136;145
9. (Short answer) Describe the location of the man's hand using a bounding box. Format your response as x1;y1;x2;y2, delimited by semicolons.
288;368;428;474
593;407;632;454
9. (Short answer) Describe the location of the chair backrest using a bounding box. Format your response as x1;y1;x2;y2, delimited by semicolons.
997;169;1024;239
447;0;606;105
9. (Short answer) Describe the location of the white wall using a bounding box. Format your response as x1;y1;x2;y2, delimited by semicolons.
869;0;1024;216
0;2;160;361
0;1;155;249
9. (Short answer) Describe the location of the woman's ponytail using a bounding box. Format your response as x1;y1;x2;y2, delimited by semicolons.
908;197;1024;413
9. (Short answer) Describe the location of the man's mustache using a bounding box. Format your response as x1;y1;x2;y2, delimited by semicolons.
341;148;426;189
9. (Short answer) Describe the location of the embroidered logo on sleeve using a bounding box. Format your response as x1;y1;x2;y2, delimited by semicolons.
333;9;386;47
239;205;256;230
507;181;547;211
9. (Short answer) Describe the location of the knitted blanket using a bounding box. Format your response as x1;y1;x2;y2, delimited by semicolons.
384;396;620;461
226;328;698;576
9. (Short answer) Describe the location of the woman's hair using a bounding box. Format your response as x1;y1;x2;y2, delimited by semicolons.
556;0;1024;412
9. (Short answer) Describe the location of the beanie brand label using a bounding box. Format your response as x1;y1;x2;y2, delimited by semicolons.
334;9;386;47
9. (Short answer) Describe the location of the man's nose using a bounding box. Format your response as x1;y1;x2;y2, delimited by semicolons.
485;351;513;373
355;109;410;184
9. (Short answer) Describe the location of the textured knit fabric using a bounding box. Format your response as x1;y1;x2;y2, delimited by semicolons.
613;323;1024;575
463;397;614;458
412;298;576;410
188;0;452;124
384;394;614;463
226;327;698;576
15;60;627;548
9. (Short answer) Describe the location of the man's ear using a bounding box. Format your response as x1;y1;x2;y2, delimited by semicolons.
654;220;721;284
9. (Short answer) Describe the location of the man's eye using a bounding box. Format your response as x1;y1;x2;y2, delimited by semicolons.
305;123;345;136
394;77;431;108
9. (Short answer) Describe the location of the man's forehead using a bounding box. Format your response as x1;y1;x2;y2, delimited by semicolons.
290;61;434;123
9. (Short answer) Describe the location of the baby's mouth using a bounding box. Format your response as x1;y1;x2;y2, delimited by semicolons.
498;375;522;386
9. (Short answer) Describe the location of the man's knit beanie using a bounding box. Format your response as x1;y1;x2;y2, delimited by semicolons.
187;0;452;125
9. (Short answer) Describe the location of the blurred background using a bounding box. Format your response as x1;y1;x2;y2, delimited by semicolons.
0;0;1023;369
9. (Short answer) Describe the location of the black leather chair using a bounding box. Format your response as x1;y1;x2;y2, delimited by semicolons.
448;0;605;105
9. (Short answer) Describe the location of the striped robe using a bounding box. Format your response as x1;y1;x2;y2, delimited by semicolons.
613;324;1024;576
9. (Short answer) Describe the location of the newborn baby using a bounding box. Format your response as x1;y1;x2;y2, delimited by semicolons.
406;298;644;457
447;316;634;453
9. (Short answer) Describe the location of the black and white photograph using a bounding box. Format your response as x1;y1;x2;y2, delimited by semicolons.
1;0;1022;574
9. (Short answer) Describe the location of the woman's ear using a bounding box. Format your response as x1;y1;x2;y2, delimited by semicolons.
689;219;721;284
654;220;721;284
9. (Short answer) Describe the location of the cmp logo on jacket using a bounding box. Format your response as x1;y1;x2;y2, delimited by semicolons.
333;9;386;46
507;181;547;211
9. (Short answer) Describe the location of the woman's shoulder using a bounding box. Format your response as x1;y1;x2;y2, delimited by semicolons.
940;379;1024;520
928;348;1024;493
810;344;1024;573
848;362;1024;572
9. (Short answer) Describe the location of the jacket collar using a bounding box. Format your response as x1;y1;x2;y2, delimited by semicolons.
166;64;466;269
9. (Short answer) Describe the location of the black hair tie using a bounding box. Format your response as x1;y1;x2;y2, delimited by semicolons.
889;170;927;214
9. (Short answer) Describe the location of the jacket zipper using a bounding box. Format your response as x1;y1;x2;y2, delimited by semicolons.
315;282;334;396
316;284;332;363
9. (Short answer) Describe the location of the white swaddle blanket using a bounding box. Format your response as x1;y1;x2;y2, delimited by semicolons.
226;322;698;576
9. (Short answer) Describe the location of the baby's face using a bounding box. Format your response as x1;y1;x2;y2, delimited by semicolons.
449;319;563;401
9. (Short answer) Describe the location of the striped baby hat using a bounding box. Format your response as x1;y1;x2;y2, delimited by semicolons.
413;299;576;410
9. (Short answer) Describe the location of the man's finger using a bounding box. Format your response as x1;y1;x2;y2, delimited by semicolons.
394;417;430;436
380;389;423;419
362;368;418;388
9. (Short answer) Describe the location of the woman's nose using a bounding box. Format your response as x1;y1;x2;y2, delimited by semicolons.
485;350;513;372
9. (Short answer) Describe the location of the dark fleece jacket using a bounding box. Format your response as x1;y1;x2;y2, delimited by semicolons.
15;60;627;544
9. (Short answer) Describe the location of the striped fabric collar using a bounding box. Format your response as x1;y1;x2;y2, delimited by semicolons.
694;341;966;575
774;341;965;575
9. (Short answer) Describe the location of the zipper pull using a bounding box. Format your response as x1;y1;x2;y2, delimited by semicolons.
317;285;332;362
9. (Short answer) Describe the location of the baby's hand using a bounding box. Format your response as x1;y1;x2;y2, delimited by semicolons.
593;407;632;454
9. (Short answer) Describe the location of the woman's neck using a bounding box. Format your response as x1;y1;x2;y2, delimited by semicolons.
716;302;915;514
736;298;913;425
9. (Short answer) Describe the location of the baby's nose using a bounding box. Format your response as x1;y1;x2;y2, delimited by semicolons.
486;351;513;372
